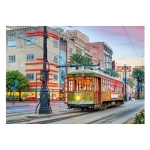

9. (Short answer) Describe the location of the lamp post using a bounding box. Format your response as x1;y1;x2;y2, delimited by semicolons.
122;62;128;102
35;74;37;102
137;73;141;100
141;78;142;96
38;26;51;114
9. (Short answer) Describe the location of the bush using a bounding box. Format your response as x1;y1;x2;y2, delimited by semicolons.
135;96;144;100
131;108;145;124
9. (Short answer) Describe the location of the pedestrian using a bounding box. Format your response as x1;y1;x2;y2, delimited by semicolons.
22;95;24;102
129;93;131;101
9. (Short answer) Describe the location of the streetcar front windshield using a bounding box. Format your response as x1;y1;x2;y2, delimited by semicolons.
68;76;93;91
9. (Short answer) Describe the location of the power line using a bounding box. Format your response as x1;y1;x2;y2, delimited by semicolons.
60;26;103;63
52;26;102;64
17;36;66;64
114;53;143;59
109;40;144;46
123;26;143;65
114;55;144;60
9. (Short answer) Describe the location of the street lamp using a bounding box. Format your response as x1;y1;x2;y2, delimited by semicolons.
137;73;141;100
35;74;38;102
122;62;128;102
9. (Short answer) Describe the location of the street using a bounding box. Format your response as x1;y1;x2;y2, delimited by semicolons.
6;99;144;124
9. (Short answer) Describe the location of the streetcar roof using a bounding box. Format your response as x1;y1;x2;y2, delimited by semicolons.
68;69;123;83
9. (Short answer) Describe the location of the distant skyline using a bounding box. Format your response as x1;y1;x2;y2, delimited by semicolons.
63;26;144;68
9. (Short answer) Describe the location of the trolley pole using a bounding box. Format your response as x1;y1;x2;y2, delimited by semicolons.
39;26;50;114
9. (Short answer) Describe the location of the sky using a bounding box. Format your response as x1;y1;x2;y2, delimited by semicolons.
63;26;144;68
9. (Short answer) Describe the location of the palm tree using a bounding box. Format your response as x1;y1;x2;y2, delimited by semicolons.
82;57;93;69
132;68;145;97
68;53;84;70
105;68;119;78
127;78;135;87
132;68;144;82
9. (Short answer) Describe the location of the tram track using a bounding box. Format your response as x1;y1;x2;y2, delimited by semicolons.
87;106;142;124
6;109;95;124
6;103;144;124
29;111;95;124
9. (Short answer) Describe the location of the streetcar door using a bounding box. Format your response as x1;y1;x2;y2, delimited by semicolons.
93;77;100;104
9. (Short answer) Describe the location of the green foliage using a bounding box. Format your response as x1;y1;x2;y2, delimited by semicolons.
132;68;144;82
6;70;29;92
127;78;135;87
68;53;93;70
105;68;119;78
82;57;93;69
135;96;144;100
68;53;84;70
131;108;145;124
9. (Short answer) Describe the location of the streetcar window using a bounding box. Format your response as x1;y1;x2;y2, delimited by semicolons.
74;77;92;91
103;79;105;83
68;80;74;91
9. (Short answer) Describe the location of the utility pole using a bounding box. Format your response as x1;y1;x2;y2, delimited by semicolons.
124;64;127;102
39;26;51;114
122;63;127;102
35;74;37;102
137;74;140;100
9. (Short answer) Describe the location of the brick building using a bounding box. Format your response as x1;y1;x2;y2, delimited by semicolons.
85;42;113;69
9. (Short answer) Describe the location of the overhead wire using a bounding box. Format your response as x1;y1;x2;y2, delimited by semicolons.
123;26;143;65
60;26;103;63
109;40;144;46
66;26;145;67
17;35;66;65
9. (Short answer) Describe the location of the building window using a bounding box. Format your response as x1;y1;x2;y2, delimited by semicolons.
69;48;72;54
53;40;58;48
54;56;58;63
53;74;58;81
8;55;15;62
26;38;35;45
26;54;34;61
26;73;34;80
8;40;16;47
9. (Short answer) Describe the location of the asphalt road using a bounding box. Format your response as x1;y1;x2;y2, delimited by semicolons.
6;99;144;124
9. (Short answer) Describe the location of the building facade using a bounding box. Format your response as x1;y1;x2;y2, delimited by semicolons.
133;66;145;71
64;30;89;44
7;26;32;30
116;66;132;80
6;26;92;100
85;42;113;69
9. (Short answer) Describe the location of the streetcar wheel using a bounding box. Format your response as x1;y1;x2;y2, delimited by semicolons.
102;103;107;110
116;101;121;107
81;108;84;111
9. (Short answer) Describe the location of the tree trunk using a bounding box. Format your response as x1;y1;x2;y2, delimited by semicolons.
19;89;21;100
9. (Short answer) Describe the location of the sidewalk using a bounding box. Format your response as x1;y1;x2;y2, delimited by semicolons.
6;100;64;107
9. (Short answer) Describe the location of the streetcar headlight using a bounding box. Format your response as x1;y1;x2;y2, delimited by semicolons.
75;95;81;101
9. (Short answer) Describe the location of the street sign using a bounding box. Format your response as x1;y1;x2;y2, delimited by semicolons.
136;83;141;89
122;78;126;84
11;86;16;91
14;80;18;87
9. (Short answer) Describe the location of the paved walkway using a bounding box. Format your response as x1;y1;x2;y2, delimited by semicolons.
6;100;64;107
